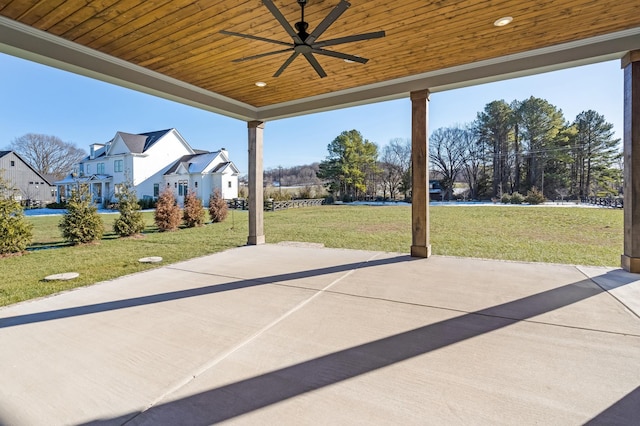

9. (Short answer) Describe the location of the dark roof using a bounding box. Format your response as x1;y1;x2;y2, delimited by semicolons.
0;150;10;158
116;129;173;154
139;129;173;152
211;162;230;173
164;154;197;175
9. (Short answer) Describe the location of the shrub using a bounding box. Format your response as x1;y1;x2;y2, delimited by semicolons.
154;188;182;231
501;194;511;204
525;187;546;205
296;185;314;199
45;201;67;209
0;177;33;254
137;197;157;210
59;186;104;244
510;192;524;204
183;190;205;227
113;182;145;237
208;189;228;223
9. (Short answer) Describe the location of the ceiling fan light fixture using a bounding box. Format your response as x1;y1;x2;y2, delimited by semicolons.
494;16;513;27
255;81;267;87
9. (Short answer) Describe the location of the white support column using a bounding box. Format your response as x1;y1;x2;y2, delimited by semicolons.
247;121;265;245
410;89;431;258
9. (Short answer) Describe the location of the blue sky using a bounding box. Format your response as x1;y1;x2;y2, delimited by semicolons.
1;52;623;174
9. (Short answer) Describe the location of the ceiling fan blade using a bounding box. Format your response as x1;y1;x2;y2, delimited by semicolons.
232;48;294;63
303;52;327;78
262;0;304;44
311;48;368;64
312;31;386;48
304;0;350;45
274;51;300;77
220;30;291;47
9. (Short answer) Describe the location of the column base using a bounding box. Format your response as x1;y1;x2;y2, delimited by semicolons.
621;255;640;273
247;235;265;245
411;245;432;258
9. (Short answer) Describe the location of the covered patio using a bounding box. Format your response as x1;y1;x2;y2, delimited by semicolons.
1;2;640;423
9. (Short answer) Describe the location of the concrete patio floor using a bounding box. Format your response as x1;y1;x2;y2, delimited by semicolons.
1;244;640;425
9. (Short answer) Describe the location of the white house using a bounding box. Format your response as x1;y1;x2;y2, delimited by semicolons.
55;128;239;207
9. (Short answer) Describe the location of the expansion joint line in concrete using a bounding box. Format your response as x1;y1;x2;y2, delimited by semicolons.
124;252;384;424
575;266;640;322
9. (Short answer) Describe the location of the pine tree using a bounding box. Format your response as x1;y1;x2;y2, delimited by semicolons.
0;175;33;254
59;185;104;244
154;187;181;231
113;181;145;237
208;189;228;223
183;189;205;227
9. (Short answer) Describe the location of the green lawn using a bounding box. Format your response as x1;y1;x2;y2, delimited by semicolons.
0;205;623;307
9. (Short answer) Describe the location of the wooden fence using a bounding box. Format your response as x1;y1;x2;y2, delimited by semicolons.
228;198;325;211
581;196;623;208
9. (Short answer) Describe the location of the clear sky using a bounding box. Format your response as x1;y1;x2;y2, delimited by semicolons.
0;52;624;174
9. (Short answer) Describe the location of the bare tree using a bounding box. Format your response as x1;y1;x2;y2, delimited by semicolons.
380;138;411;200
429;126;468;200
8;133;86;180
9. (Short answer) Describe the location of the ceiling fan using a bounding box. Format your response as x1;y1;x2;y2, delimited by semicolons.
220;0;385;78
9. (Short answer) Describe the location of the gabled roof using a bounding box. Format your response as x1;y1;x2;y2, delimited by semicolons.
211;162;240;175
0;150;55;186
164;154;196;175
164;150;238;176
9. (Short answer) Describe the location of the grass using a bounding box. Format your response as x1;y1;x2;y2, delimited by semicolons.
0;205;623;307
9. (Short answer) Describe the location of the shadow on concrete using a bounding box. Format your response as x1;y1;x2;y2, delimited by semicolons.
80;271;638;425
0;255;414;329
585;386;640;425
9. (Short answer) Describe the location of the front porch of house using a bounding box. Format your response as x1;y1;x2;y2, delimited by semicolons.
55;175;113;207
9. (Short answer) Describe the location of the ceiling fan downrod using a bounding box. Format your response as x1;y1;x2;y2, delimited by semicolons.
295;0;310;41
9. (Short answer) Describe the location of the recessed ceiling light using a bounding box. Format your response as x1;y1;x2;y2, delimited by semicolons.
255;81;267;87
494;16;513;27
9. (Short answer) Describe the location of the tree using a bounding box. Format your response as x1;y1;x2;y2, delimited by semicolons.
154;188;181;231
317;130;379;200
475;100;514;197
113;181;145;237
0;175;32;254
569;110;621;197
209;189;229;223
380;138;411;200
429;126;468;200
59;185;104;244
459;125;486;200
183;190;205;227
514;97;567;197
8;134;86;180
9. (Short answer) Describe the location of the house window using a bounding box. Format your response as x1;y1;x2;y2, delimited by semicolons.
97;163;105;174
114;160;123;173
153;184;159;197
86;164;91;174
228;181;232;188
79;164;84;175
10;160;15;166
178;180;188;196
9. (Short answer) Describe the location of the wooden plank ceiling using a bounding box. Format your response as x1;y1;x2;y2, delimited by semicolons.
1;0;640;115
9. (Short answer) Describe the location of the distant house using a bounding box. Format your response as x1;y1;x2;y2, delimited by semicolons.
55;128;239;207
0;150;56;206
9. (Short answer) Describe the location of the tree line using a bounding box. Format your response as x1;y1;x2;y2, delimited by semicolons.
317;97;621;202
